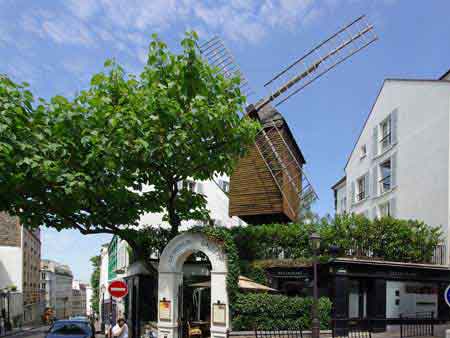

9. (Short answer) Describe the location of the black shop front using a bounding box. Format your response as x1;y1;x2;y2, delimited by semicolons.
265;258;450;332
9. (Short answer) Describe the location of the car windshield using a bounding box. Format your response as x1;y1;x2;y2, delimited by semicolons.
50;322;90;335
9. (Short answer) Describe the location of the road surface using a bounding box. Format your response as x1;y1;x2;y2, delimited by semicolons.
5;326;104;338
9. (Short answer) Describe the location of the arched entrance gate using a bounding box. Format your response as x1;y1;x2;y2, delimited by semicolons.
158;232;229;338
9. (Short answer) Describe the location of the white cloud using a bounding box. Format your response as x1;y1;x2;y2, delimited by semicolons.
22;0;324;48
22;11;94;46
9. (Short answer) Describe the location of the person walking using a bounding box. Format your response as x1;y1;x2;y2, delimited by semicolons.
111;318;128;338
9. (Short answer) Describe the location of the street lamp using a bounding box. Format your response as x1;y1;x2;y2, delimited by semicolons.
310;232;321;338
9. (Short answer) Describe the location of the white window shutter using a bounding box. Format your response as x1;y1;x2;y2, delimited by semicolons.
372;166;378;197
391;152;397;188
364;172;370;198
391;108;398;144
372;126;378;158
351;181;355;204
372;207;377;219
390;198;396;217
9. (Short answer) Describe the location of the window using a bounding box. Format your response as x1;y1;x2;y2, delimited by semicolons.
380;116;392;150
219;180;229;193
357;176;366;201
182;180;196;192
379;159;391;193
341;197;347;212
379;202;390;217
360;145;367;159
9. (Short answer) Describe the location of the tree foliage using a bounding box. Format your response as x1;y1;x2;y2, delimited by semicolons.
0;32;259;261
89;255;101;315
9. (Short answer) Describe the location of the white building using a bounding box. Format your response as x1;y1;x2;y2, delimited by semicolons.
0;213;43;326
85;285;93;316
99;244;110;324
71;280;87;317
139;175;242;229
40;260;73;319
332;73;450;262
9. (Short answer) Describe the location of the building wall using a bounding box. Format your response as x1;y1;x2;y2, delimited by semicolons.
85;285;93;316
99;245;110;323
71;281;87;316
0;246;22;291
40;260;57;310
339;79;450;260
0;213;20;247
22;227;42;323
54;265;73;319
139;175;242;230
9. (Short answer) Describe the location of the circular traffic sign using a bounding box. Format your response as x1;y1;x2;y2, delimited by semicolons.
108;280;128;299
444;285;450;307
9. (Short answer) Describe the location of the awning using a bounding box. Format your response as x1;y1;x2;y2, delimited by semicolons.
189;276;278;292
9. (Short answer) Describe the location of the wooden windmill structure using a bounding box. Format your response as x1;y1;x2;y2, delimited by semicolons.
199;15;378;224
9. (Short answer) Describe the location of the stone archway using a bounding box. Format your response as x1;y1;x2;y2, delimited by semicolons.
158;232;229;338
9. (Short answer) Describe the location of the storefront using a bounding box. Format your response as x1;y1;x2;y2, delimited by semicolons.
266;258;450;332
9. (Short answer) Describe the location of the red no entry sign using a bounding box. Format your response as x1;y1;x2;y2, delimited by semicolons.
108;280;128;298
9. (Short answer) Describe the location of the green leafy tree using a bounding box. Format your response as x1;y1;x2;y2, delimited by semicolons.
0;32;259;262
89;255;101;315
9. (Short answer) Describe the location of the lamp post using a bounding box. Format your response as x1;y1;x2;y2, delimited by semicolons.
310;232;321;338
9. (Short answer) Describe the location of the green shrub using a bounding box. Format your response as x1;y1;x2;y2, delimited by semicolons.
319;214;442;263
232;293;332;331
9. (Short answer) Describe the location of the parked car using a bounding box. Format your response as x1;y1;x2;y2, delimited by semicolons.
46;320;94;338
69;317;96;335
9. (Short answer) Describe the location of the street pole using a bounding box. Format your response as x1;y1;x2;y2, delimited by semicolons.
310;232;321;338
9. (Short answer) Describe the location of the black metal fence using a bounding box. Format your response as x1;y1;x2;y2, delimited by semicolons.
399;312;435;338
331;318;372;338
254;329;303;338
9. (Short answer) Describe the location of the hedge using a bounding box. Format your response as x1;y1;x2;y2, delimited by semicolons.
232;293;332;331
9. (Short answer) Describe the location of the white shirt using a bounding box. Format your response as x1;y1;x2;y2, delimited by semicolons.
112;324;128;338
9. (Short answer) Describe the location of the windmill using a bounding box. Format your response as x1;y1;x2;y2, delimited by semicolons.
199;15;378;224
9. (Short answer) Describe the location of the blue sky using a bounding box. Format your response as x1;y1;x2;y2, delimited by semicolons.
2;0;450;281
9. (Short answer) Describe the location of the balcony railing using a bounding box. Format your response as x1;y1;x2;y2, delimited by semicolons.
342;244;447;265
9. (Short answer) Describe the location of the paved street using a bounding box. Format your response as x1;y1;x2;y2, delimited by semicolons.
4;326;105;338
4;327;49;338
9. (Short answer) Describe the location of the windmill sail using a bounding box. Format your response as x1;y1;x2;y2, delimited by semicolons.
198;36;253;99
199;15;377;222
261;15;377;108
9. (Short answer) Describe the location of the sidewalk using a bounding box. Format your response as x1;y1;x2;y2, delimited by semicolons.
1;325;48;337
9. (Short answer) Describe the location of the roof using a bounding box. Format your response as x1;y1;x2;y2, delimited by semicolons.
331;176;346;190
252;102;306;165
439;68;450;80
344;78;450;170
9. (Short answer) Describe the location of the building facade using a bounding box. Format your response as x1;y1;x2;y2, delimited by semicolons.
332;76;450;258
71;280;87;317
40;260;73;319
0;213;43;326
85;285;93;316
330;72;450;324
